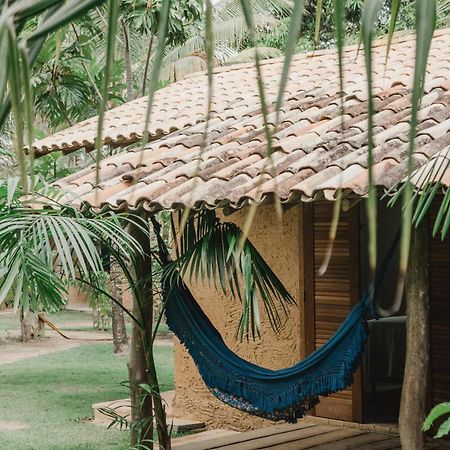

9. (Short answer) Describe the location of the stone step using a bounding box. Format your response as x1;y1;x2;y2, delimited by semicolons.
168;418;207;434
92;390;206;433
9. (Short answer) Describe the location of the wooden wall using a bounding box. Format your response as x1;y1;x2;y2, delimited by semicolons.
302;200;450;423
429;208;450;406
304;202;362;422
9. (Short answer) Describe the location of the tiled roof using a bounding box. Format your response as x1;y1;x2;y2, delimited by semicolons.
31;31;435;156
52;29;450;212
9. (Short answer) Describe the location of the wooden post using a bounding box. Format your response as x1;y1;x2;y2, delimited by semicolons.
399;221;430;450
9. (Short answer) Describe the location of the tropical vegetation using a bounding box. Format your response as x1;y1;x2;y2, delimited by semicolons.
423;402;450;439
0;0;449;449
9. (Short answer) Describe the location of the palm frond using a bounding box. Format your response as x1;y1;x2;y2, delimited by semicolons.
160;13;277;76
0;178;145;313
423;402;450;438
214;0;293;20
437;0;450;28
225;46;283;64
165;211;295;340
160;54;208;83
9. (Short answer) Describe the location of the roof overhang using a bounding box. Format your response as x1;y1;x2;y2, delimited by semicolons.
32;29;450;213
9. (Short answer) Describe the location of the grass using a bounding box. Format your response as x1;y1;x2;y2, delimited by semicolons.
0;343;174;450
0;308;172;335
0;309;93;332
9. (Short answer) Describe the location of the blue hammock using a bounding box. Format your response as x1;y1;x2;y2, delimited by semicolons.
155;214;399;423
165;280;370;422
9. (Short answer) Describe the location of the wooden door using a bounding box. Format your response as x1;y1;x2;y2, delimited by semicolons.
304;202;362;422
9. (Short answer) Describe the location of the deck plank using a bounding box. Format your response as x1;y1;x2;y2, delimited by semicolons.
262;428;367;449
221;425;337;450
362;437;402;450
311;433;398;450
172;420;446;450
173;422;317;450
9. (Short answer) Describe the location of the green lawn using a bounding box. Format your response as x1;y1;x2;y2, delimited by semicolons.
0;309;94;332
0;308;172;335
0;343;174;450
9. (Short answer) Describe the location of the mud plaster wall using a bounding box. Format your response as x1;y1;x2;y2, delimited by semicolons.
173;204;305;430
66;285;89;307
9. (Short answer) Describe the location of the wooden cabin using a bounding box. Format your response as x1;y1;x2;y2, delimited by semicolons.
31;29;450;432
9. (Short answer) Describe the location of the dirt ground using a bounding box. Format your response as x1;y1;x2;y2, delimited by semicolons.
0;310;173;365
0;420;31;431
0;328;125;365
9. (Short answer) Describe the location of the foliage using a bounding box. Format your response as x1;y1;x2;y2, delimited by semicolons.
78;271;113;330
165;211;296;340
98;381;176;449
32;24;125;129
159;0;293;82
257;0;417;51
0;179;143;315
423;402;450;439
225;46;283;64
121;0;203;46
32;152;77;182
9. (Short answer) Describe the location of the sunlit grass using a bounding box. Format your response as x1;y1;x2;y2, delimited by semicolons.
0;343;174;450
0;308;172;335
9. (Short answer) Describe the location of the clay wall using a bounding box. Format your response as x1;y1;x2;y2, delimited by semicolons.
172;204;305;430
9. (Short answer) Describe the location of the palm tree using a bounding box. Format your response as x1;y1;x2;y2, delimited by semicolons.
158;0;293;83
163;210;295;340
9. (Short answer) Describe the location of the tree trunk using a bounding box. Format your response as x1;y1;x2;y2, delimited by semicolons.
128;214;171;450
128;215;153;448
399;222;430;450
122;22;134;102
128;300;153;447
20;308;45;341
141;35;154;96
110;259;128;354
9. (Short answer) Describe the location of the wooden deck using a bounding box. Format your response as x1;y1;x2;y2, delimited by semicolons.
174;420;445;450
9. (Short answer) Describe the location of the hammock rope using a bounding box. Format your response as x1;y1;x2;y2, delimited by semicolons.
152;216;399;422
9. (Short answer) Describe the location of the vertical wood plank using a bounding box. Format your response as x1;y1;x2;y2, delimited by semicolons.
303;202;315;358
349;204;363;423
428;200;450;425
312;201;361;421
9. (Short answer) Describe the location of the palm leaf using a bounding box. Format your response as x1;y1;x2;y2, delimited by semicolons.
165;211;295;340
95;0;120;188
0;179;144;313
226;46;282;64
361;0;384;278
390;0;436;315
423;402;450;438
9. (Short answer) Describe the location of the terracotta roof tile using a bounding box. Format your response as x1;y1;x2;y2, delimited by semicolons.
46;29;450;212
